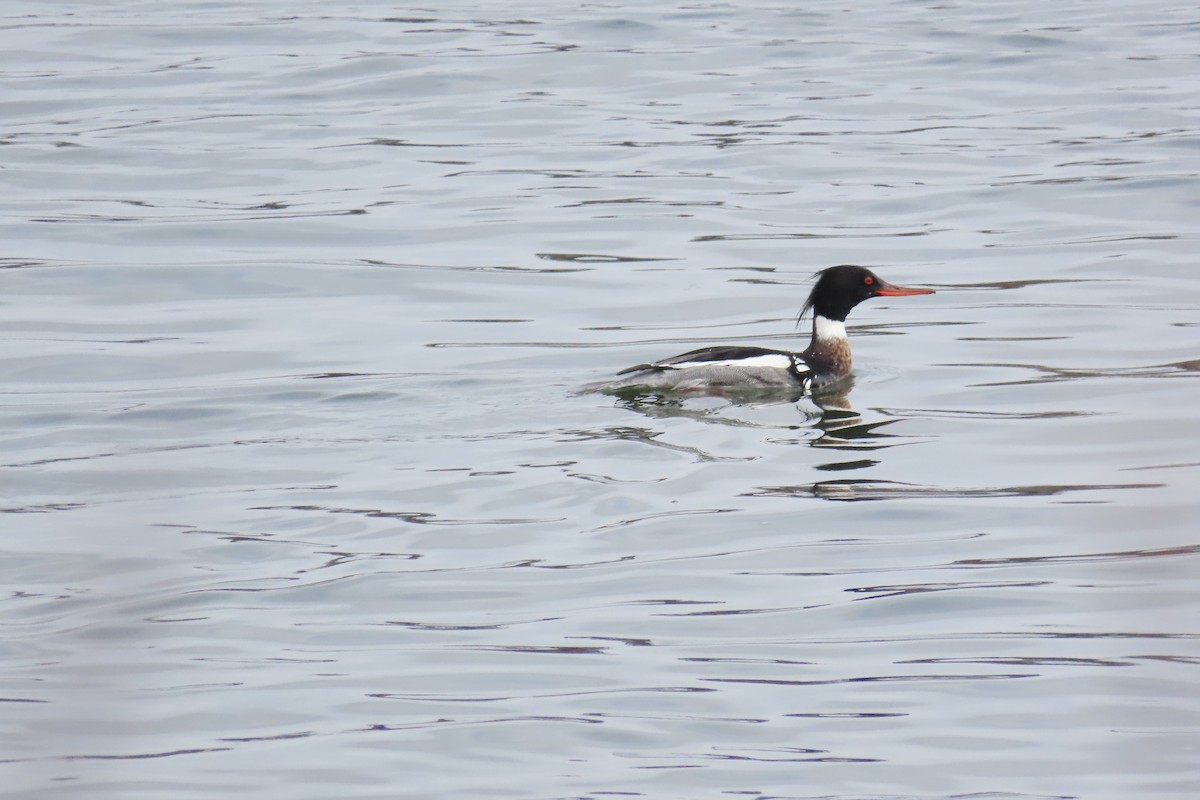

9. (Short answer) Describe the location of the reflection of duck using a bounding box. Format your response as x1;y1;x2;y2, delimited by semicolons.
579;265;934;396
600;376;911;458
613;381;850;422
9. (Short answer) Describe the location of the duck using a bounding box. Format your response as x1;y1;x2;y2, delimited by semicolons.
579;264;935;395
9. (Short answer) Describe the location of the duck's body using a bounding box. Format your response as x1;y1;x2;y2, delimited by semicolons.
580;265;933;396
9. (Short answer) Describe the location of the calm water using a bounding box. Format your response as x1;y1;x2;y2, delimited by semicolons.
2;2;1199;798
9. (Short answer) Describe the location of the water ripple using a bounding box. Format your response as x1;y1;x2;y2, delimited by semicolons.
745;479;1162;501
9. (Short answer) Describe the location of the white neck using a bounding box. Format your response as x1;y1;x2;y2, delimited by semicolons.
814;315;847;342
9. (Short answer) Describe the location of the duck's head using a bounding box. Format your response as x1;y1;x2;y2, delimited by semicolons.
801;264;935;322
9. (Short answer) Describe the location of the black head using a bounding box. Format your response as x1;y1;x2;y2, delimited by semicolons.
800;264;934;322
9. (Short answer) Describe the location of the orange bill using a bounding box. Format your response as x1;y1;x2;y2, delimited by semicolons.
873;280;935;297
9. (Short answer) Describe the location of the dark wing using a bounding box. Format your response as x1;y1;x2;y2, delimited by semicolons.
616;346;799;375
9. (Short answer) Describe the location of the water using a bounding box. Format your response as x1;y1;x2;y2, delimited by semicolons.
2;2;1198;798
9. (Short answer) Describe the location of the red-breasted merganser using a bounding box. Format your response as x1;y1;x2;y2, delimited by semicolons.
579;264;934;395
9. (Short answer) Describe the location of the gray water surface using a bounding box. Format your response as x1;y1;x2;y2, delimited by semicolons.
3;2;1199;799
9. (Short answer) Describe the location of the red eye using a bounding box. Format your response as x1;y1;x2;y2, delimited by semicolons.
864;276;874;285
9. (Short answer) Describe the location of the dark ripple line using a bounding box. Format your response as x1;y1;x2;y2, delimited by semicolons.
60;747;233;761
705;673;1036;686
703;753;881;764
694;229;933;241
961;359;1200;387
954;542;1200;567
847;580;1050;599
217;731;315;743
873;406;1094;421
0;503;85;513
585;710;767;724
363;714;603;733
745;479;1161;501
371;685;713;703
985;231;1182;247
452;644;608;655
363;257;592;274
947;277;1114;290
900;656;1133;668
537;251;679;263
786;711;908;719
1135;655;1200;665
31;209;367;224
443;167;717;180
5;442;213;468
689;631;1200;646
0;258;59;270
766;544;1198;577
248;503;562;526
682;657;814;665
0;697;50;704
1122;460;1200;472
590;507;737;532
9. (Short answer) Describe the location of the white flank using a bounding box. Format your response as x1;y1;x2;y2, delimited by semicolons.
814;315;847;342
666;353;799;371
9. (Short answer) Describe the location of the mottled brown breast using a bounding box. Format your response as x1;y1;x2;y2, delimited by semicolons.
802;338;853;378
